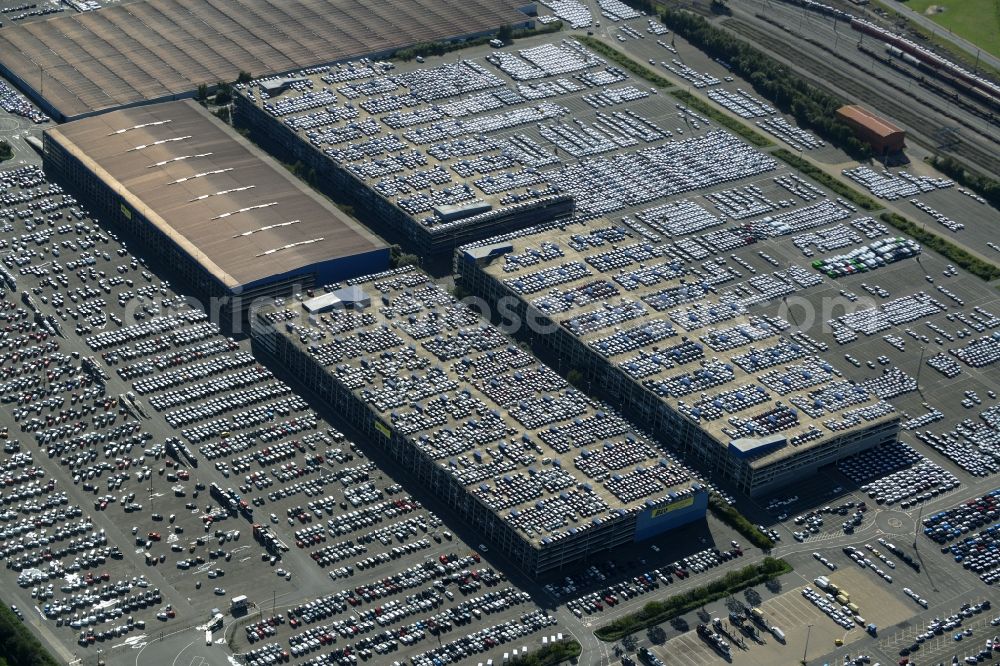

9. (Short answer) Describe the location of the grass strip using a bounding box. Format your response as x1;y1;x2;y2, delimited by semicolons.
577;36;674;88
510;639;582;665
880;212;1000;281
594;557;792;642
708;493;774;550
668;89;771;147
772;149;881;211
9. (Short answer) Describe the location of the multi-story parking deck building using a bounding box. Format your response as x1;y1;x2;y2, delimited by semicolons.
232;63;576;261
252;266;707;578
456;221;901;497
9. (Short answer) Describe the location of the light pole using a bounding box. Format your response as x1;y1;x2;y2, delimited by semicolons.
803;623;813;663
915;345;925;392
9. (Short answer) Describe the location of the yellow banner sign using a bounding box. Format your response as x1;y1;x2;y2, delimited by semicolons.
120;202;132;220
651;496;695;518
374;420;391;439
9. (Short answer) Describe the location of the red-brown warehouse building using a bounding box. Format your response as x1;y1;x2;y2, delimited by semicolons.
837;105;906;154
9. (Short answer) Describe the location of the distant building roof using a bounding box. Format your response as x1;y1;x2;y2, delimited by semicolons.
434;201;493;222
45;100;385;290
332;285;370;308
836;105;904;139
0;0;533;120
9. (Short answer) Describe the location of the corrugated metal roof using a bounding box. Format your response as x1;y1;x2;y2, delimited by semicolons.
0;0;531;120
45;99;384;289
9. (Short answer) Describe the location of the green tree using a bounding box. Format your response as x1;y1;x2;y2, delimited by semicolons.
213;106;231;123
710;0;731;14
0;140;12;161
0;602;60;665
930;154;1000;210
394;252;420;268
214;82;232;105
498;24;514;43
647;625;667;644
196;82;209;102
237;70;253;84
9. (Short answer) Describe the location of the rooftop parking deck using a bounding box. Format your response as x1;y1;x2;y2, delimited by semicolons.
256;266;705;548
0;163;574;664
232;38;786;254
465;214;900;471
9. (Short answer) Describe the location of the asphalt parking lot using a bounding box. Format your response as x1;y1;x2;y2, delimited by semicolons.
0;156;763;666
580;1;998;263
0;3;997;666
0;164;583;666
0;75;45;169
537;8;1000;666
0;156;785;666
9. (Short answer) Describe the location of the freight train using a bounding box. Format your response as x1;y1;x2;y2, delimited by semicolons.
852;18;1000;107
882;43;1000;112
777;0;1000;109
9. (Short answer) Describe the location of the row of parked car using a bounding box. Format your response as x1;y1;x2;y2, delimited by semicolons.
563;544;743;616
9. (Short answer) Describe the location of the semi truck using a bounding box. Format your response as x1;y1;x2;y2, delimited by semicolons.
231;594;248;615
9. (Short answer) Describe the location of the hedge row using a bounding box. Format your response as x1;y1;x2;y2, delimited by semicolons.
707;493;774;550
577;36;674;88
594;557;792;642
0;601;59;666
772;149;881;211
880;213;1000;282
929;155;1000;211
509;639;582;666
669;89;771;147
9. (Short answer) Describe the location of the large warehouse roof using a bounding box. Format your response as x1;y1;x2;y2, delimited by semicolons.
44;99;384;289
0;0;533;120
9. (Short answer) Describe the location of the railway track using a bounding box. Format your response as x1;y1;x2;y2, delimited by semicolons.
722;17;1000;177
